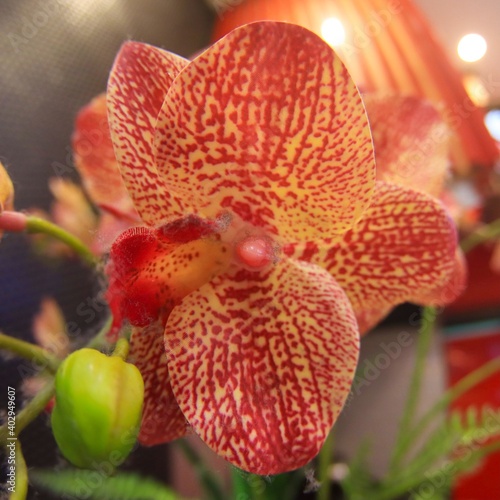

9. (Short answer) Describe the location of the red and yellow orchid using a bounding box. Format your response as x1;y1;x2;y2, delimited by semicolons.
74;22;461;475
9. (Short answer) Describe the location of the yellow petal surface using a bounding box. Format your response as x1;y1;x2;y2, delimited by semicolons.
154;22;375;243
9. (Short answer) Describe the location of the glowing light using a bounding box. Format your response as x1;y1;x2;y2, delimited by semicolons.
321;17;346;47
457;33;487;63
463;73;489;107
485;110;500;141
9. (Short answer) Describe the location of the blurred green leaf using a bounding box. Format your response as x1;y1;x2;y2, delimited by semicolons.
30;468;188;500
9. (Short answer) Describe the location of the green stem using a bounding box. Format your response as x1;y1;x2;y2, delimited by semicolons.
112;338;130;360
460;218;500;253
0;379;55;445
317;429;335;500
176;440;225;500
9;440;28;500
388;306;437;474
0;332;60;373
26;215;97;266
85;316;114;350
391;357;500;467
231;468;267;500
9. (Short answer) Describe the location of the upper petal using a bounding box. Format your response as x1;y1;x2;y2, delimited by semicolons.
107;42;189;226
164;258;359;474
73;94;138;220
364;94;450;198
154;21;375;243
285;181;461;335
129;323;189;445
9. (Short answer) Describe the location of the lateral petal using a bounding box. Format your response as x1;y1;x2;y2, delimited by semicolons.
107;42;189;225
364;94;450;197
129;323;188;445
285;182;460;334
73;94;138;220
164;258;359;474
154;21;375;243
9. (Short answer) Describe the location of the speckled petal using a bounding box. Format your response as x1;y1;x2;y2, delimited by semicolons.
154;21;375;243
164;258;359;474
107;42;189;225
364;94;450;198
106;217;231;328
73;94;138;220
129;323;188;445
425;249;467;306
285;182;459;335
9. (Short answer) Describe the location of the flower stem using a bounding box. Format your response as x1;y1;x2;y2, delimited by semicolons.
317;429;335;500
26;215;97;266
0;379;55;446
388;306;437;474
9;440;28;500
85;316;114;350
111;338;130;360
231;468;267;500
460;218;500;253
0;332;60;373
176;440;225;500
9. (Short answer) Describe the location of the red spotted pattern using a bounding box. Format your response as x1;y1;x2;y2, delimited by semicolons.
106;217;232;328
285;182;459;334
129;323;188;445
364;94;450;198
154;22;375;243
96;22;464;474
107;42;189;225
73;94;138;220
164;259;359;474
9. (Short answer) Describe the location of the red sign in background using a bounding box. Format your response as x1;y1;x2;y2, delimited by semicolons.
444;322;500;500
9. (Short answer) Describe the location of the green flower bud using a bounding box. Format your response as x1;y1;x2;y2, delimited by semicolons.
51;347;144;469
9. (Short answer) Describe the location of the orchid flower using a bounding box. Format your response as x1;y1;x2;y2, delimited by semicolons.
74;22;461;474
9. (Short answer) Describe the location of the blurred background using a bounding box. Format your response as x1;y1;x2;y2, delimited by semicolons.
0;0;499;498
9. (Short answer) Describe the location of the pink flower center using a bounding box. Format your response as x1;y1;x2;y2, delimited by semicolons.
235;235;277;270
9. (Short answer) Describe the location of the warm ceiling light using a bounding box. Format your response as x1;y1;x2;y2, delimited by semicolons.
457;33;487;63
463;74;490;107
320;17;345;47
485;110;500;141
